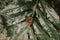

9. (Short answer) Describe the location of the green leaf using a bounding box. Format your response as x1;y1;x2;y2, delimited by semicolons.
13;25;29;40
34;21;50;40
7;28;14;37
17;1;35;8
37;9;59;40
29;27;37;40
10;9;33;18
55;23;60;30
7;25;17;37
39;0;47;17
0;15;8;28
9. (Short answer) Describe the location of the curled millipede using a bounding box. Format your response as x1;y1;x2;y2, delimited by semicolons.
26;17;33;26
